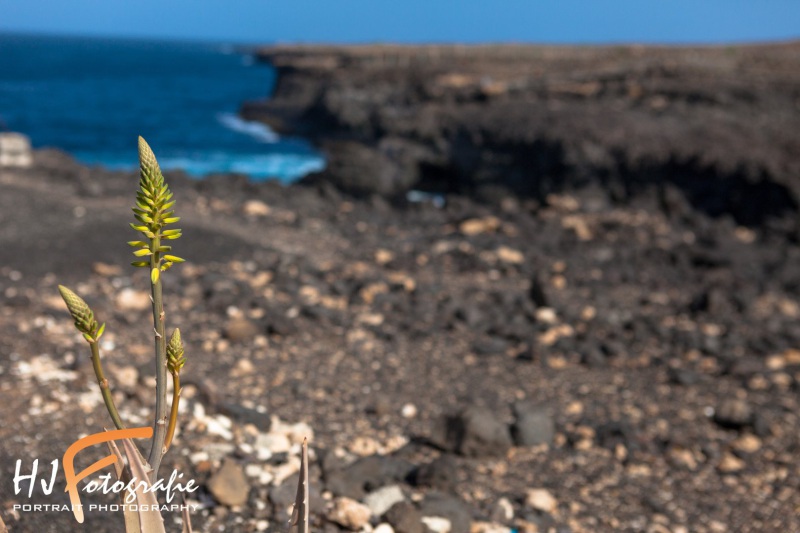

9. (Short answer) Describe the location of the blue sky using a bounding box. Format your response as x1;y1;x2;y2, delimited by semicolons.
1;1;798;45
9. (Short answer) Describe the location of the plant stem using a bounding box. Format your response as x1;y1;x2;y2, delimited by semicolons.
89;342;126;430
147;236;167;481
164;372;181;452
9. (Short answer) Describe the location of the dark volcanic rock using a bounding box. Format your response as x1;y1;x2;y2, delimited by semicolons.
246;43;800;228
384;502;424;533
412;454;458;492
668;367;701;386
472;337;509;356
714;398;754;430
595;421;636;451
529;274;550;308
302;139;427;197
417;492;472;533
432;405;513;457
218;403;272;432
511;402;555;447
324;455;416;499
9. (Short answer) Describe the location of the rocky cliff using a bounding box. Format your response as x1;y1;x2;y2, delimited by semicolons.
243;43;800;228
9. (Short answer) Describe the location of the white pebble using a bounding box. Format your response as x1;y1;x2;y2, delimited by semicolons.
525;488;557;513
256;433;291;454
401;403;418;418
374;524;395;533
421;517;452;533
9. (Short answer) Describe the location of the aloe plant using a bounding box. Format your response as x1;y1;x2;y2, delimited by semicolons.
55;136;311;532
58;137;189;532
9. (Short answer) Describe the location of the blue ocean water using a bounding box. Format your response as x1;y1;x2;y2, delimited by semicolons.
0;33;324;181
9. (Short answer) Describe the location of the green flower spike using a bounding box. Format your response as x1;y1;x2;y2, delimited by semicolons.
128;136;185;271
165;328;185;452
166;328;186;373
58;285;105;342
58;284;122;431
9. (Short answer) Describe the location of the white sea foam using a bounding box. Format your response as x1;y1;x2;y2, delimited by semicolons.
157;152;324;180
217;113;279;143
79;151;325;182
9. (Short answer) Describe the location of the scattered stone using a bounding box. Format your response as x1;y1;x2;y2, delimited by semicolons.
524;488;557;513
245;464;274;485
327;497;372;530
115;288;151;311
401;403;418;418
717;452;746;473
385;501;424;533
668;367;700;386
203;444;238;463
413;455;458;492
266;312;298;336
534;307;557;324
460;216;501;236
375;249;395;265
511;402;555;447
207;459;250;507
243;199;271;217
594;420;634;450
109;365;139;393
667;448;698;471
496;246;525;264
471;522;512;533
270;417;315;445
348;436;381;456
561;215;593;240
223;317;260;342
364;485;407;517
93;262;123;277
512;521;540;533
491;498;514;523
268;482;296;510
515;345;536;363
16;355;77;383
528;275;549;308
472;337;509;356
230;358;255;378
422;517;452;533
325;455;416;499
272;455;302;486
219;403;272;432
713;398;753;429
689;288;731;315
418;493;472;533
271;479;325;517
202;414;235;441
731;434;761;455
433;405;513;457
368;397;393;417
375;523;396;533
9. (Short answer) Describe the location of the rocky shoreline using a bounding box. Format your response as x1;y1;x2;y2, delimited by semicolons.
1;42;800;533
244;42;800;230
